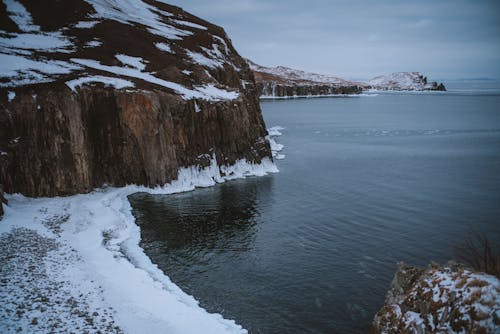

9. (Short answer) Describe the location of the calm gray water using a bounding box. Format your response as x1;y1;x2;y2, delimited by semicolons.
129;83;500;333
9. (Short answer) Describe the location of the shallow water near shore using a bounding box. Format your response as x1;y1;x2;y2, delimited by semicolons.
129;83;500;333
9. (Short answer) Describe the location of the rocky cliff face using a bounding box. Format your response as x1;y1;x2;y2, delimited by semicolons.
372;262;500;333
0;0;272;200
248;61;446;98
248;60;364;97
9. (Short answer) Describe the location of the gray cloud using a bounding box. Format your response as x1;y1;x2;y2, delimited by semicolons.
167;0;500;80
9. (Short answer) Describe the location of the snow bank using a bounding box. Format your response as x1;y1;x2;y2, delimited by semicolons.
1;155;279;334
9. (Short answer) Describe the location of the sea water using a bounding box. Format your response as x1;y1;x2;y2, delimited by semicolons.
130;81;500;333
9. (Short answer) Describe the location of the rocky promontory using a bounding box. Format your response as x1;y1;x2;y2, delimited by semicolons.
248;60;364;98
249;61;446;98
0;0;272;203
368;72;446;91
372;262;500;333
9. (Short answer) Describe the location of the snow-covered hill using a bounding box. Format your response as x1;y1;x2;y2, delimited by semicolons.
368;72;446;91
248;60;446;97
247;60;364;97
248;60;362;87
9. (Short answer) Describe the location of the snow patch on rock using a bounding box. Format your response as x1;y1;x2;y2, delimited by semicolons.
84;0;192;40
155;42;172;53
71;58;238;101
66;75;135;92
115;54;147;71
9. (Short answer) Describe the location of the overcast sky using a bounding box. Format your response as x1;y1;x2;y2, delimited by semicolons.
166;0;500;80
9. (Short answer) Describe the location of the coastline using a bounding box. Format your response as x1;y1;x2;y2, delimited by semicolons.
258;89;450;100
259;93;378;100
0;157;278;334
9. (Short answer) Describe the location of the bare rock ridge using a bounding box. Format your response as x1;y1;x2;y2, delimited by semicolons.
0;0;272;202
248;60;446;98
371;262;500;333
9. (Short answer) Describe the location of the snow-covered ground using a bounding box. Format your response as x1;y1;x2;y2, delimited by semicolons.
0;156;281;334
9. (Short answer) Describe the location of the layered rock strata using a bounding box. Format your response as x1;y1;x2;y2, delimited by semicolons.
0;0;272;201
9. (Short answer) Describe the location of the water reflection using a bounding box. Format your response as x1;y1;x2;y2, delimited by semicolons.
129;92;500;333
129;176;274;281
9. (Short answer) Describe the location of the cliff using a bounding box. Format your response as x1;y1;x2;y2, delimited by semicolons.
0;0;272;200
248;61;446;98
248;60;364;97
372;262;500;333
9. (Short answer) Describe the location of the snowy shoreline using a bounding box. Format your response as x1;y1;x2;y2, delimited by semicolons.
0;153;281;333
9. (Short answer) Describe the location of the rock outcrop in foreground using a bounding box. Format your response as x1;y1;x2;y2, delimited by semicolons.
249;61;446;98
372;262;500;333
0;0;272;200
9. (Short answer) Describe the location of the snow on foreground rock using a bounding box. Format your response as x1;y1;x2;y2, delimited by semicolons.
0;157;278;334
372;262;500;333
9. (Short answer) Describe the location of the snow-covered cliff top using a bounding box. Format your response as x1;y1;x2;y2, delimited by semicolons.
368;72;445;91
0;0;248;101
248;60;445;91
247;60;363;87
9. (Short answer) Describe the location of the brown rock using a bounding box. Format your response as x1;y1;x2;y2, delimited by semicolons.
0;0;272;198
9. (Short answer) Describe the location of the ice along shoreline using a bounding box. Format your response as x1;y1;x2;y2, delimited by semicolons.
0;154;280;334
